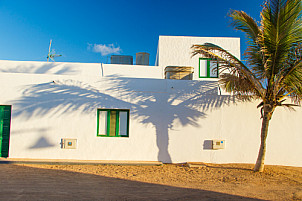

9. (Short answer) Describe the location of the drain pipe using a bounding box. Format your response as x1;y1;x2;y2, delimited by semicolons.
100;63;104;77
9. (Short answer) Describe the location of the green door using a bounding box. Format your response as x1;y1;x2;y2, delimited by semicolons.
0;105;11;157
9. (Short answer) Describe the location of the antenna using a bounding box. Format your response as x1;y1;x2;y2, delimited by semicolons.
47;40;52;62
47;39;62;62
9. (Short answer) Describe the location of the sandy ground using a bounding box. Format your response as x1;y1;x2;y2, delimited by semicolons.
0;163;301;200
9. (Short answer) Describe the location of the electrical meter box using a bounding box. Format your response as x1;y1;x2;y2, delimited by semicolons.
212;140;225;150
61;138;77;149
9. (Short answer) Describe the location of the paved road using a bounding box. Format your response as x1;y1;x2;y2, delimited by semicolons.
0;164;263;200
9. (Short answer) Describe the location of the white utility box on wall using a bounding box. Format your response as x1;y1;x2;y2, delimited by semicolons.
61;138;77;149
212;140;225;150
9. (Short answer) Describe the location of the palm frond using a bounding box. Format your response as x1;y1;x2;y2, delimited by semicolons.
219;73;261;101
279;65;302;104
275;44;302;84
229;10;260;43
260;0;302;77
229;10;267;81
244;45;266;80
275;44;302;103
281;103;300;111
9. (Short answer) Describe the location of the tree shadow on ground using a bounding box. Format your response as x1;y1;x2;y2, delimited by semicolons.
12;76;234;162
0;164;264;200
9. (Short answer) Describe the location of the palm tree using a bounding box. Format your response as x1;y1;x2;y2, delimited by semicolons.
192;0;302;172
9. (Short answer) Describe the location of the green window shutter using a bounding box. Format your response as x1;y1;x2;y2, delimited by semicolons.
108;110;117;136
0;105;11;157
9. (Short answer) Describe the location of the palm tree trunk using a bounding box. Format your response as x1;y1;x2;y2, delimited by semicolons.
254;106;274;172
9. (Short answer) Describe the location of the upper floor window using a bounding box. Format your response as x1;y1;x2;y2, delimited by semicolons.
199;58;218;78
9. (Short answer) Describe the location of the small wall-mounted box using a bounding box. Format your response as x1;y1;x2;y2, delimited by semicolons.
212;140;225;150
61;138;77;149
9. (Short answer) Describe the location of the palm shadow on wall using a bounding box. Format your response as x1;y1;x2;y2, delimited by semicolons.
13;76;233;162
107;76;233;162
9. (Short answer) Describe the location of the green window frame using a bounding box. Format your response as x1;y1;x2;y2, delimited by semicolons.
97;109;129;137
199;58;219;78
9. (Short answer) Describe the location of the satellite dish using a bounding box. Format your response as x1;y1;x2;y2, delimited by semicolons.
47;40;62;62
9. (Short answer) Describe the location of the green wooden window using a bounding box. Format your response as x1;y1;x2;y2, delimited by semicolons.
199;58;219;78
97;109;129;137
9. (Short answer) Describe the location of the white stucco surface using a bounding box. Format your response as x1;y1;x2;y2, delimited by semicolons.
0;60;164;79
0;60;102;77
0;67;300;166
102;64;163;79
0;36;301;167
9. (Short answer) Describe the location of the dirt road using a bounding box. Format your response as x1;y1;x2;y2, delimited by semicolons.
0;163;301;200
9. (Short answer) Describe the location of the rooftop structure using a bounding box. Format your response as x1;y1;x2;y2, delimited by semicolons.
136;52;150;65
110;55;133;65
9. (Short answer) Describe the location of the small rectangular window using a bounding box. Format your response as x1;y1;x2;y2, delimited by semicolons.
97;109;129;137
199;58;219;78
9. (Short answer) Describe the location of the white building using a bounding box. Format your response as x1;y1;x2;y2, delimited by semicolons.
0;36;301;167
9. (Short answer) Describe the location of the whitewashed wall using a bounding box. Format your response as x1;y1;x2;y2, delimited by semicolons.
0;60;102;77
0;33;300;167
0;60;163;79
0;60;301;167
102;64;163;78
156;35;240;80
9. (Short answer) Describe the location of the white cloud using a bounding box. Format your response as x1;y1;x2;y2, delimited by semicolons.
88;43;121;56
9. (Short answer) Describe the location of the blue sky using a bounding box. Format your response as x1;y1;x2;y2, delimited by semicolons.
0;0;263;65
